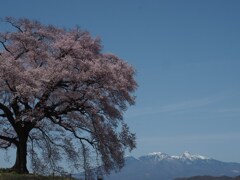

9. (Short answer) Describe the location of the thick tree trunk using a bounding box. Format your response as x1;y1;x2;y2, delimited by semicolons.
11;134;29;174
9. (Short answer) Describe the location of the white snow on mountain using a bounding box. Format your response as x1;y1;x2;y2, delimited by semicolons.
179;151;209;160
141;151;210;162
148;152;170;159
75;151;240;180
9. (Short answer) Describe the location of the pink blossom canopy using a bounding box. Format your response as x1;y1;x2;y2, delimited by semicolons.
0;17;137;174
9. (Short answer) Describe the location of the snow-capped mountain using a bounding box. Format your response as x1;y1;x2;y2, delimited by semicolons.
178;151;209;161
140;151;209;162
139;152;171;162
102;151;240;180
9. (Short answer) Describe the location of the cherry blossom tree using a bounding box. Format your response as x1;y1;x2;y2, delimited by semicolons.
0;17;137;175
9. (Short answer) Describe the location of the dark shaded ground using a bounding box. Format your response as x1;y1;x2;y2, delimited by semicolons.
0;173;75;180
175;175;240;180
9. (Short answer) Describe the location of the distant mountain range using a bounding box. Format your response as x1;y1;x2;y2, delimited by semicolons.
100;151;240;180
176;175;240;180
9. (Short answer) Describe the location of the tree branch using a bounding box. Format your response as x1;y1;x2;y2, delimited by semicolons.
0;134;18;145
5;80;16;92
4;17;24;33
0;40;13;55
14;48;29;60
10;96;20;117
47;116;94;146
0;103;15;124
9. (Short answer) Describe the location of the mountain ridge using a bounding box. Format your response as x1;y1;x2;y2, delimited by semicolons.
74;151;240;180
103;151;240;180
137;151;210;161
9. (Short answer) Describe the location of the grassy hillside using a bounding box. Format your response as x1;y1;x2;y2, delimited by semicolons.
0;173;76;180
0;168;77;179
175;176;240;180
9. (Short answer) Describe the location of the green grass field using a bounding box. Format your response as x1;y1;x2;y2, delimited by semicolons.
0;173;76;180
0;168;78;180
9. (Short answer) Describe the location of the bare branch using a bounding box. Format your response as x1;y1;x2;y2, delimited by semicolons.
47;115;94;146
4;17;23;33
0;134;18;145
0;103;15;124
0;40;13;55
5;80;16;92
14;48;29;60
0;113;6;117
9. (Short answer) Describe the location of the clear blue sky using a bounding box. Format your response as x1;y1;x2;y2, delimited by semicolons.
0;0;240;165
